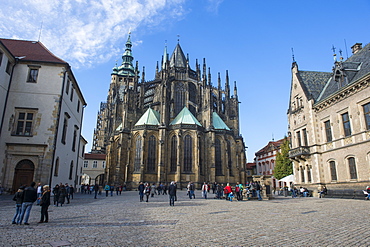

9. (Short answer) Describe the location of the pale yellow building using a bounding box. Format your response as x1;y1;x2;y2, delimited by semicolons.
288;42;370;195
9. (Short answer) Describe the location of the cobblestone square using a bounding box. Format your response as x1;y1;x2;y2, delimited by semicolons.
0;191;368;246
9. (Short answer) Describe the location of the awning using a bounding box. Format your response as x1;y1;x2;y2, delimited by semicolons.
279;174;294;182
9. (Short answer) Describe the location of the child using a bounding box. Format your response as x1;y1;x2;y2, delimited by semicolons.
228;192;235;201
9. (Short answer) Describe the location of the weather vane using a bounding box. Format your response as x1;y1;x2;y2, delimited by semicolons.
177;34;180;43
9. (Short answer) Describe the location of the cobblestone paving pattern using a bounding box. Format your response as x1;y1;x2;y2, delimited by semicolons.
0;191;369;246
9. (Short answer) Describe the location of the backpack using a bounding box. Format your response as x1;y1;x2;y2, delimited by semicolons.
235;186;240;192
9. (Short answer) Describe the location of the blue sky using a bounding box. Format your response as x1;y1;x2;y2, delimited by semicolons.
1;0;370;161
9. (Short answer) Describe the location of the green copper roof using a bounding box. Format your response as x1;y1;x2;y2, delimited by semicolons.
212;112;230;130
135;108;160;126
170;107;202;126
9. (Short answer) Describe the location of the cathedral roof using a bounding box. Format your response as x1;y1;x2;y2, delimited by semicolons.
170;107;202;126
212;112;230;130
169;43;187;68
135;108;160;126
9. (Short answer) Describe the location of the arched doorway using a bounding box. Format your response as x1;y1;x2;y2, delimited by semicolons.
13;159;35;193
95;174;105;185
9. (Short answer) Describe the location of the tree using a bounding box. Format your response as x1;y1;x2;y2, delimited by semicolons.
273;137;293;180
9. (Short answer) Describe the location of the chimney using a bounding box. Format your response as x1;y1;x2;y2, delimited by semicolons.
351;43;362;54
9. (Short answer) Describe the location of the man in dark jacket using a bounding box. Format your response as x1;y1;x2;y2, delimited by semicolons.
19;182;37;225
168;182;176;206
138;182;145;202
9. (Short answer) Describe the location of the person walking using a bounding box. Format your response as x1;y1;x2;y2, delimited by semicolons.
65;183;70;204
38;185;51;223
69;185;75;199
94;184;99;199
110;185;114;196
168;182;176;206
202;182;208;199
12;186;24;224
18;182;37;225
255;181;263;201
138;182;145;202
104;184;110;197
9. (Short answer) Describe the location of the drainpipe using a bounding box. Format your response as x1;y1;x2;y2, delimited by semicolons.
0;57;21;139
74;104;86;189
49;66;67;186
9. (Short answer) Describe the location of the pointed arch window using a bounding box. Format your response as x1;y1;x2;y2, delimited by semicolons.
184;135;192;172
170;136;177;172
227;140;233;176
147;135;156;172
215;138;222;176
54;157;59;177
175;82;186;115
348;157;357;179
69;160;74;180
134;136;142;172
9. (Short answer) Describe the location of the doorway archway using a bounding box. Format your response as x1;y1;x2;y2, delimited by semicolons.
12;159;35;193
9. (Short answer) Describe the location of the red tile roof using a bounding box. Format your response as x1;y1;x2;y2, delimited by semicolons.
84;153;106;160
0;38;67;64
255;138;286;156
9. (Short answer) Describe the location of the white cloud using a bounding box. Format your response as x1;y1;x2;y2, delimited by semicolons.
0;0;187;69
205;0;224;13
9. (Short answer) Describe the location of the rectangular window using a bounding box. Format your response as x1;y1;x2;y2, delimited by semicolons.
296;131;302;147
83;160;88;168
93;161;98;168
27;68;39;82
15;111;35;136
72;126;78;152
324;120;332;142
302;128;308;146
6;61;12;74
342;112;351;136
363;102;370;130
102;161;106;168
77;100;80;113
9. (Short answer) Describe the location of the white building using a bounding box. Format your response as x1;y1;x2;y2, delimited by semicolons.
0;38;87;193
81;153;106;185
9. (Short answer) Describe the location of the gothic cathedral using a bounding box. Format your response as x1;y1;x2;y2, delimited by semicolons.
92;35;246;189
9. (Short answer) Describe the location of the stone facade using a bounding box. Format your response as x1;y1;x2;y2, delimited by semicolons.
0;38;86;193
92;35;246;189
81;153;106;185
287;42;370;195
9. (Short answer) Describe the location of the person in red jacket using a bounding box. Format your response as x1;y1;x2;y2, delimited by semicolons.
224;183;232;201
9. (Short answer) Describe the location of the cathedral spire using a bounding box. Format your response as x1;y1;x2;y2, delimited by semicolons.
162;43;168;70
225;70;230;97
142;66;145;83
116;32;136;76
208;67;212;86
218;72;221;89
234;81;238;97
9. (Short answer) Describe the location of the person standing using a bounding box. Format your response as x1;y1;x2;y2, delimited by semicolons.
38;185;51;223
65;183;70;204
110;185;114;196
202;182;208;199
52;184;60;206
69;185;74;199
255;181;263;201
12;186;24;224
58;184;66;206
18;182;37;225
144;183;151;202
168;182;176;206
36;183;42;205
138;182;145;202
